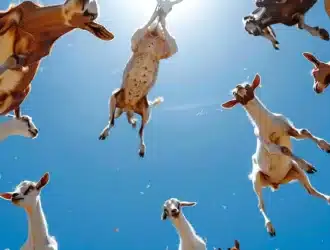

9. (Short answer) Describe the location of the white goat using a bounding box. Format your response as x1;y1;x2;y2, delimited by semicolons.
161;198;206;250
0;172;58;250
0;114;38;141
221;74;330;237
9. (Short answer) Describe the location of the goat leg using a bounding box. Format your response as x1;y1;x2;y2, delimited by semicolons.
252;170;276;237
258;135;317;174
138;107;150;158
296;14;329;41
99;93;117;140
285;162;330;204
288;127;330;154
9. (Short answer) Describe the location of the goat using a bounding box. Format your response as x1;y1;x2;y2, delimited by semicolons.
98;3;178;157
0;0;114;130
221;74;330;237
0;113;38;140
161;198;206;250
218;240;240;250
0;172;57;250
243;0;329;49
303;52;330;94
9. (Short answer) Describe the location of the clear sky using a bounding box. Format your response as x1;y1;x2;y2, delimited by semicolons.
1;0;330;249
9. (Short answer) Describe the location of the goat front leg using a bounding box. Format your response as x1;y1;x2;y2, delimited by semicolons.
99;91;118;140
288;127;330;154
258;134;317;174
283;162;330;204
252;170;276;237
296;14;329;41
261;26;279;50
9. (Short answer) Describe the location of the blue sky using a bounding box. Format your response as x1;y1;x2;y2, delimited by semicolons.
1;0;330;249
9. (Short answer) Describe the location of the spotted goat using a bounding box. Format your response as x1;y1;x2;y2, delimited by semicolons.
98;4;178;157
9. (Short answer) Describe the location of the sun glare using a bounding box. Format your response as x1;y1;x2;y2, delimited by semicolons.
101;0;203;24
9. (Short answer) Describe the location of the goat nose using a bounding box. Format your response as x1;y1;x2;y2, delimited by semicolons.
314;85;322;94
171;209;178;213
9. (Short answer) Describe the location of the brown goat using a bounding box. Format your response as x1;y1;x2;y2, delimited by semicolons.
0;0;114;122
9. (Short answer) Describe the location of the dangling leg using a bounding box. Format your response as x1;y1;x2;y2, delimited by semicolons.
296;14;329;41
99;89;120;140
136;98;150;157
261;26;279;50
250;168;276;237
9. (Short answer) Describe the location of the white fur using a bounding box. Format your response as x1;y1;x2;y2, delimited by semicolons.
230;79;330;236
162;198;206;250
0;115;38;141
0;174;57;250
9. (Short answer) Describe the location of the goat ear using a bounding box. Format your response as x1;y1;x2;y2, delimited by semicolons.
234;240;240;249
303;52;321;67
180;201;197;207
221;100;238;109
161;211;167;220
0;192;12;200
36;172;50;190
84;22;114;41
251;73;261;90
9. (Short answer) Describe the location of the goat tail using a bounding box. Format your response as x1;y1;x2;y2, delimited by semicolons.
149;96;164;108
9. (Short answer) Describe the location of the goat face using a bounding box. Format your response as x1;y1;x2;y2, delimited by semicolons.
63;0;114;40
0;173;49;208
14;115;39;139
221;74;261;109
303;52;330;94
161;198;197;220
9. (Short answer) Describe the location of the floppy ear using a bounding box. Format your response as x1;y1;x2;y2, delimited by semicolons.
303;52;321;67
251;73;261;90
234;240;240;249
84;22;114;41
161;211;167;220
0;193;12;200
36;172;50;190
221;100;238;109
180;201;197;207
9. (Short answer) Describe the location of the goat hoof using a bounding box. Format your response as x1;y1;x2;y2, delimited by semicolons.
319;29;330;41
139;151;145;158
306;166;317;174
98;132;108;140
132;123;137;129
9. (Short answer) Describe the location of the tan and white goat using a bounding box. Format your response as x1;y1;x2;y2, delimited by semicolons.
98;4;178;157
222;74;330;237
0;172;57;250
0;0;114;133
303;52;330;94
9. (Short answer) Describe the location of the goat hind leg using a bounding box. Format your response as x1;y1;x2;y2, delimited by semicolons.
99;94;117;140
287;163;330;204
252;170;276;237
296;14;329;41
138;109;150;158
